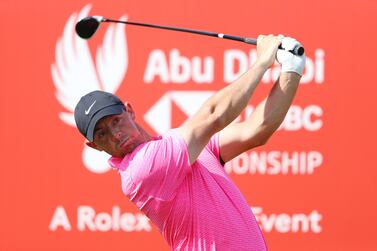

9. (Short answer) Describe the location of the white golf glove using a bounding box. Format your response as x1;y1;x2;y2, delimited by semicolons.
277;36;306;76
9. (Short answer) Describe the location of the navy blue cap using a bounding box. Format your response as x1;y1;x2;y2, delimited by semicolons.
74;90;125;141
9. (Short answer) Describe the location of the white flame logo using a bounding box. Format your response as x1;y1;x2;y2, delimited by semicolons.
51;4;128;173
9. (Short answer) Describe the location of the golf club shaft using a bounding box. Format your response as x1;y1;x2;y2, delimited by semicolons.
104;18;257;45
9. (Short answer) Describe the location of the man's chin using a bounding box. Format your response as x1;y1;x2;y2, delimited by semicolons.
116;148;131;158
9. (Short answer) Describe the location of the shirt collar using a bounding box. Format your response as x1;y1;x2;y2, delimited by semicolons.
108;135;162;171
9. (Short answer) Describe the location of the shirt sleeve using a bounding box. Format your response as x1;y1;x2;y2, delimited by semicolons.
205;133;224;165
129;129;191;200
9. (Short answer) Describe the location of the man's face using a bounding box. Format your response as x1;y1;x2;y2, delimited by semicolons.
87;104;143;157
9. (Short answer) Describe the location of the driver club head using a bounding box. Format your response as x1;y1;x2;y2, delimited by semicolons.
75;16;104;39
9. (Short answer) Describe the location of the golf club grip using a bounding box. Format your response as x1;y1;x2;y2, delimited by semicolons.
244;37;305;56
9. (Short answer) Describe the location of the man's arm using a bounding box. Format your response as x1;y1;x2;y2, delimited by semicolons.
179;35;282;164
218;72;301;162
218;37;306;162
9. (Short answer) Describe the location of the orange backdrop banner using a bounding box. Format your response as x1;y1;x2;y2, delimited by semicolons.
0;0;376;250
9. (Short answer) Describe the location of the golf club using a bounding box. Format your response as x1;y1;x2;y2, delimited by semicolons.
75;16;305;56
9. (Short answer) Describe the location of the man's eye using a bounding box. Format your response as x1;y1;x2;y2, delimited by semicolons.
113;118;119;125
98;131;106;139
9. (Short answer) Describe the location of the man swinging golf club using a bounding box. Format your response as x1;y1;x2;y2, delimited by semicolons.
74;34;306;250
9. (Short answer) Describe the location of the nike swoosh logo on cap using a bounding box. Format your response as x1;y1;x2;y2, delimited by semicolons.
85;100;96;115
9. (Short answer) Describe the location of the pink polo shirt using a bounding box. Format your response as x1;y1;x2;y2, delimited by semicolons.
109;129;267;251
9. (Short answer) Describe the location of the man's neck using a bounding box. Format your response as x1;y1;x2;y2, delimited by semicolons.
136;123;153;143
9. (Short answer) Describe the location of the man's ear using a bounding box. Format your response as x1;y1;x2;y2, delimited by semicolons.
86;141;103;151
124;102;135;120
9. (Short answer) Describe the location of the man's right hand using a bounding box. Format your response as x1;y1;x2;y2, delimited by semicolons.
255;34;284;70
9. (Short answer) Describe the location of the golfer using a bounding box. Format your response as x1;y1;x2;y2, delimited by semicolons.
74;35;305;250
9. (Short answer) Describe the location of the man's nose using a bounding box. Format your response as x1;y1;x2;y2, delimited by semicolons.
115;132;122;140
110;129;122;141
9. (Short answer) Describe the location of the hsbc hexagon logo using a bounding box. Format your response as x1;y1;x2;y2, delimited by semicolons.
144;91;214;134
51;5;214;174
